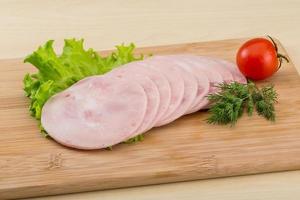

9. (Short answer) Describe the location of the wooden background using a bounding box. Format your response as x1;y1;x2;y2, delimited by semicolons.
0;0;300;199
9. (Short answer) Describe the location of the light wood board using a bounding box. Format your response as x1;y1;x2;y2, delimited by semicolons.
1;38;300;199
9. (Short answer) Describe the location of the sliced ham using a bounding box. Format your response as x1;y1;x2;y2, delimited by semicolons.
117;61;172;129
152;55;210;115
188;55;246;84
144;58;185;126
175;55;224;112
41;76;147;149
149;56;198;126
41;54;246;150
218;60;247;84
196;56;234;83
109;65;160;136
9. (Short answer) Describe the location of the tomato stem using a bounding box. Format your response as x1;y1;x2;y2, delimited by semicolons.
267;35;278;52
266;35;289;70
277;57;283;70
277;53;289;63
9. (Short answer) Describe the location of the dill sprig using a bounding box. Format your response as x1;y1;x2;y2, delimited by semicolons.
207;81;278;125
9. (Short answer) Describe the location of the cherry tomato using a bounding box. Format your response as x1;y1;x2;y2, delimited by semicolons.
236;36;289;80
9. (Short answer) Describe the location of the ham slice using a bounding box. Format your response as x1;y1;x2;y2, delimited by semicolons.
109;65;160;136
197;56;234;83
149;56;198;126
218;60;247;84
175;56;223;113
144;58;185;126
41;76;147;149
186;55;246;84
151;55;210;115
116;61;172;130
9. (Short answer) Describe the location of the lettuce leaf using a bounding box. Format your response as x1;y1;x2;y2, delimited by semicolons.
24;39;143;123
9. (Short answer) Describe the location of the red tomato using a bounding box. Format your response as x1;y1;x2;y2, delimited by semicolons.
236;37;288;80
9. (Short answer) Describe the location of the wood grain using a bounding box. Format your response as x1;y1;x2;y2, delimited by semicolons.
1;38;300;199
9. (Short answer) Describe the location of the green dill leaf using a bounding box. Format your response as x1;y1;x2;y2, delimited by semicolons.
255;100;275;121
234;98;244;120
247;94;254;116
261;85;278;104
207;81;278;125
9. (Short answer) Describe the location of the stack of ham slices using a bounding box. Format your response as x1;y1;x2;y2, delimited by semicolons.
41;55;246;150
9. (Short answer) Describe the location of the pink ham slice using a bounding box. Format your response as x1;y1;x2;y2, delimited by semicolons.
188;56;246;84
41;75;147;150
153;55;210;115
218;60;247;84
116;61;172;130
180;55;233;83
176;56;224;113
149;56;198;126
108;65;160;136
197;56;234;83
144;58;185;127
181;55;234;110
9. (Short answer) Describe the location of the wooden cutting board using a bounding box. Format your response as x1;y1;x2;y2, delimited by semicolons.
1;38;300;199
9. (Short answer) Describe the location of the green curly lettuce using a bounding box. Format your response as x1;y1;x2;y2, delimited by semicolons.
24;39;144;140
